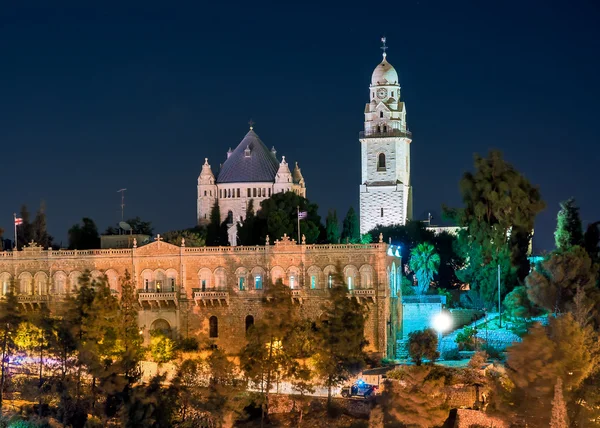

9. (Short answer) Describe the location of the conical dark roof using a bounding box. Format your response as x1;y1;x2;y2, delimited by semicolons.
216;130;280;183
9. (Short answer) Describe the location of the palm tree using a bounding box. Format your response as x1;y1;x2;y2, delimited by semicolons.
409;242;440;295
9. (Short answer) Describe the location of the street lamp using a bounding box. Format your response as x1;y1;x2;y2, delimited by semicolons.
431;312;452;334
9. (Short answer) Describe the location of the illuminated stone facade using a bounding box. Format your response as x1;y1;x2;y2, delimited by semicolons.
0;236;403;358
197;129;306;245
359;46;412;234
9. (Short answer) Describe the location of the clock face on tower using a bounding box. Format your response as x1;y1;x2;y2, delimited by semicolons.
376;88;388;99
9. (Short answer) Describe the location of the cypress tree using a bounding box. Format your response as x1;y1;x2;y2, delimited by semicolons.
341;207;360;244
555;198;584;250
206;202;222;246
325;209;340;244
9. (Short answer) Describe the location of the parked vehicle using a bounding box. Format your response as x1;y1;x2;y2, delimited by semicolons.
340;380;377;398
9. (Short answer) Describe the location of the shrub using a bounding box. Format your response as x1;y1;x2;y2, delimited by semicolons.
481;343;503;360
441;348;461;361
407;329;439;366
178;337;200;352
455;326;480;351
401;276;416;296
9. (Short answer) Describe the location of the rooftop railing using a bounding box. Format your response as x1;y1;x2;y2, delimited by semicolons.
359;129;412;139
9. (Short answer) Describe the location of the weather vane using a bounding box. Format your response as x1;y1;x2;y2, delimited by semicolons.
381;36;388;58
248;119;255;130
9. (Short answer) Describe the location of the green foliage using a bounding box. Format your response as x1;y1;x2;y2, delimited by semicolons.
480;343;503;360
238;191;322;245
525;246;599;317
240;279;298;419
177;337;199;352
121;374;179;427
205;202;229;246
407;329;439;365
163;229;205;247
409;242;440;295
325;209;340;244
455;326;480;351
150;331;176;364
16;204;33;249
441;348;461;361
584;221;600;264
554;198;584;251
105;217;154;236
400;276;416;296
68;218;100;249
0;290;22;410
506;314;598;425
341;206;360;243
32;201;53;249
447;150;545;305
372;366;448;428
359;233;372;244
503;285;539;318
313;279;368;408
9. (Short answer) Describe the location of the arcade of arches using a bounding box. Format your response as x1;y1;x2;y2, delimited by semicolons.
0;237;401;358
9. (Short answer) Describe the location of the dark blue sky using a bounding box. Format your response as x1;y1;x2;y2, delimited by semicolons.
1;1;599;252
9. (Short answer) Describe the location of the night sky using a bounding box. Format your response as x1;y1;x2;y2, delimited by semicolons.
2;1;599;252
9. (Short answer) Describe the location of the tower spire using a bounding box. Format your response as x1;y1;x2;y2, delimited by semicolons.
381;36;388;59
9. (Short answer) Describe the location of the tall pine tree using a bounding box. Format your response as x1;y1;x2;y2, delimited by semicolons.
0;289;21;411
555;198;584;250
341;206;360;244
325;209;340;244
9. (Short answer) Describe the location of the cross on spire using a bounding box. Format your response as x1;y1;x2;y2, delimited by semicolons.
381;36;388;58
248;119;255;130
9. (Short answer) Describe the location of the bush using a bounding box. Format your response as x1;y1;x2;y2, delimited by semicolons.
380;357;395;366
401;276;416;296
407;329;439;366
455;326;480;351
441;348;462;361
178;337;200;352
481;343;503;360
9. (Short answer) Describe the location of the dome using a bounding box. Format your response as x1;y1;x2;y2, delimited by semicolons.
216;130;280;183
371;57;398;86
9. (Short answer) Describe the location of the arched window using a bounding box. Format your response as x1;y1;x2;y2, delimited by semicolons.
227;210;233;224
383;124;387;132
380;111;383;118
209;316;218;338
378;153;386;171
245;315;254;333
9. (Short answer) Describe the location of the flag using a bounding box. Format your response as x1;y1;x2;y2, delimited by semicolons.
14;217;23;226
298;211;308;220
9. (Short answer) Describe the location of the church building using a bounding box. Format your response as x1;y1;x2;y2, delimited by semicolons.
359;40;412;234
197;126;306;245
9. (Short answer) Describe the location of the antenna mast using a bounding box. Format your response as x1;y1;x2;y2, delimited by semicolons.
117;189;127;222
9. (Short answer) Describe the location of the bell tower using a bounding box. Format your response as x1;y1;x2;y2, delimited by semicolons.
359;38;412;234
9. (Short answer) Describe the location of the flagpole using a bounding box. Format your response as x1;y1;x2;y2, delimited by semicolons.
13;213;17;250
297;206;300;244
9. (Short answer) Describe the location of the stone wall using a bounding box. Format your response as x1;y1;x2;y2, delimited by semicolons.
449;309;484;331
401;302;442;338
454;409;508;428
0;238;398;357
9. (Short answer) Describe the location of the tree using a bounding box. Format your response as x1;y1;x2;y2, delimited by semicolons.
16;204;33;249
206;202;228;246
555;198;584;251
68;218;100;249
446;150;545;305
313;277;368;409
240;279;297;421
0;290;21;411
341;206;360;243
32;201;53;248
409;242;440;295
506;314;597;426
371;366;448;428
251;191;321;244
325;210;340;244
407;329;439;366
584;221;600;264
149;331;176;364
237;199;259;246
503;285;539;318
550;378;568;428
525;246;599;317
105;217;154;236
163;229;205;247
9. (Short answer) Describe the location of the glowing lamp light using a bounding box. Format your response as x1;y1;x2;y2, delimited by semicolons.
431;312;452;333
394;248;401;257
387;247;394;256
